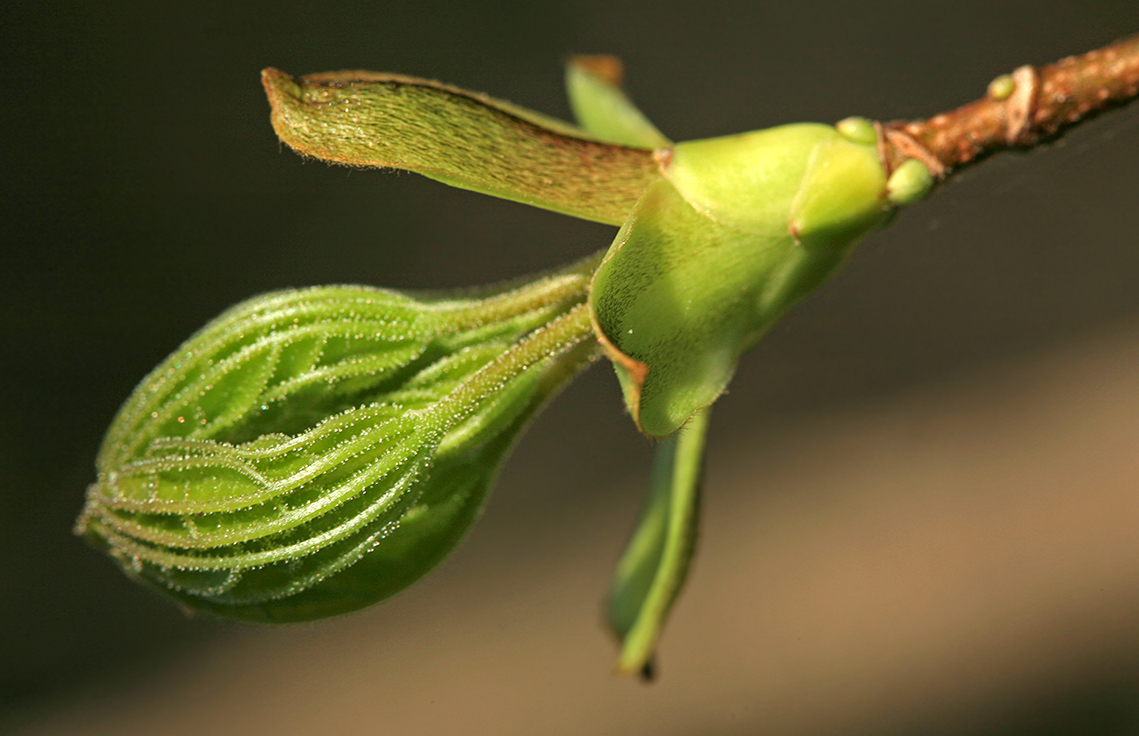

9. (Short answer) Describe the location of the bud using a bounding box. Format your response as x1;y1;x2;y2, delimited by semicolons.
591;122;919;437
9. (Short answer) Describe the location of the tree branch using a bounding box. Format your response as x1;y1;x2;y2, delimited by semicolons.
879;32;1139;179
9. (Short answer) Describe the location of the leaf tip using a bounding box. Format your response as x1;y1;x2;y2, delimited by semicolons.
261;67;301;106
261;68;308;153
568;54;626;87
612;653;658;682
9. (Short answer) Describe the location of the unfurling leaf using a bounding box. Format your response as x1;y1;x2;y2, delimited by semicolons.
606;406;708;679
84;54;943;677
590;121;894;436
76;259;599;622
261;68;662;226
565;55;672;149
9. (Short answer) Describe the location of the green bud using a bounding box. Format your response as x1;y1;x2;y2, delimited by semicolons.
591;123;890;436
886;158;934;206
988;73;1016;101
76;261;598;622
835;116;878;145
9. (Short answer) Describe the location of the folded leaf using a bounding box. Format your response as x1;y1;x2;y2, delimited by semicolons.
607;406;708;679
263;68;662;226
77;260;599;621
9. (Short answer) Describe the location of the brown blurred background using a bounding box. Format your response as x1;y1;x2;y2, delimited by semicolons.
3;1;1139;734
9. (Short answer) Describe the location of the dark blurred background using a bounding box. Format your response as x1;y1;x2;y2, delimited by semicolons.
3;2;1139;734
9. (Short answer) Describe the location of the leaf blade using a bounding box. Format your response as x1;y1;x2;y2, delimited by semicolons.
607;405;709;678
262;68;661;226
77;262;601;621
565;55;671;149
590;178;786;436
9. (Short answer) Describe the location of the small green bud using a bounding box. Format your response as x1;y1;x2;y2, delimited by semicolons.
886;158;934;206
988;73;1016;101
835;116;878;145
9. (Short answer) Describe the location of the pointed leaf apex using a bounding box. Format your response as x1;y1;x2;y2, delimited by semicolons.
568;54;626;86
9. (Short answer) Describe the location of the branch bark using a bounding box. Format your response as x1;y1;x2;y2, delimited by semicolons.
879;32;1139;179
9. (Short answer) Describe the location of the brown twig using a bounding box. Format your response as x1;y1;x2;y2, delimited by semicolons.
879;32;1139;179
